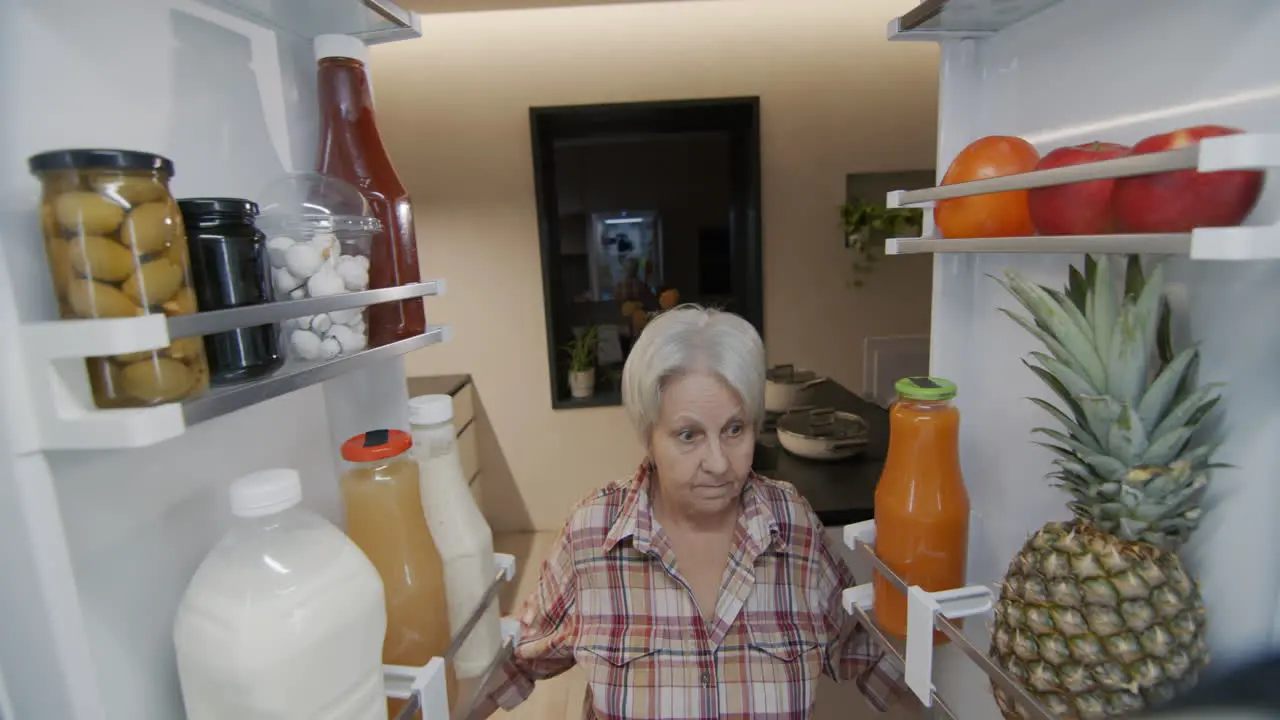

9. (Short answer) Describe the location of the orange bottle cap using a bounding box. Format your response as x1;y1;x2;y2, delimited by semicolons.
341;429;412;462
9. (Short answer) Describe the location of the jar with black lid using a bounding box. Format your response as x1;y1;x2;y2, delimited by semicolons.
29;148;210;408
178;198;283;385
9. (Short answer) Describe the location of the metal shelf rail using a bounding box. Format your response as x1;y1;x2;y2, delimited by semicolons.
18;280;449;451
841;521;1057;720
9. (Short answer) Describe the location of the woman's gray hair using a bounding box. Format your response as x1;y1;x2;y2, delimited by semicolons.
621;304;766;442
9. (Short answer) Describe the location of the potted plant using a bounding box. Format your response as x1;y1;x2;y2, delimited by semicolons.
563;325;599;399
840;198;923;288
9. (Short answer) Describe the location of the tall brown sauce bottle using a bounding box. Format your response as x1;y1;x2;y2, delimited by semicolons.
314;35;426;346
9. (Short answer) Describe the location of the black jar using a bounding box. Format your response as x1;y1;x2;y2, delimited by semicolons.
178;198;283;385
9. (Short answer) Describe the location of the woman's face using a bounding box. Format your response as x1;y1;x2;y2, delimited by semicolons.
649;371;756;518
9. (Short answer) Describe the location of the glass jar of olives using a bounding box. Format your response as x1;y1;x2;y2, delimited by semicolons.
29;149;210;408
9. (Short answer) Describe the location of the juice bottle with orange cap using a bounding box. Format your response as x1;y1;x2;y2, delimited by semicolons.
340;429;456;717
873;376;970;643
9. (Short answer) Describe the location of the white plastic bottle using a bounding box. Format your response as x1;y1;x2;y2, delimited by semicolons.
407;394;501;679
173;469;388;719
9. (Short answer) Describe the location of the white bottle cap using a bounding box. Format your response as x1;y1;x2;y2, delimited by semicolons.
407;395;454;426
314;34;369;64
230;469;303;518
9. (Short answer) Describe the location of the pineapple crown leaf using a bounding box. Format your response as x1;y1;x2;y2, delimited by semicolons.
995;254;1223;551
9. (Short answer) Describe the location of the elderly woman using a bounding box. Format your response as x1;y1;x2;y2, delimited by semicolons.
471;306;898;719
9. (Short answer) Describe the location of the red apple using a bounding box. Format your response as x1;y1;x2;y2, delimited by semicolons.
1112;125;1264;233
1028;142;1132;235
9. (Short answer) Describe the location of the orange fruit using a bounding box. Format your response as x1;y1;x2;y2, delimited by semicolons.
934;136;1039;239
658;288;680;310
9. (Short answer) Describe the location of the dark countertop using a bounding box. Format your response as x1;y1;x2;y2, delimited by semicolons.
754;381;886;527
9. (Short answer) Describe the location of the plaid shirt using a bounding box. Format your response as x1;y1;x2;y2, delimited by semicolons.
477;464;902;719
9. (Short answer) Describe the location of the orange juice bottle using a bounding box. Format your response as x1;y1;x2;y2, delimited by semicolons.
873;377;969;644
340;429;456;718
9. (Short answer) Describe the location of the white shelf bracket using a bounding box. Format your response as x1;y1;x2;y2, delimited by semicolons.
843;518;877;548
20;316;183;452
383;657;448;720
494;552;516;582
1197;132;1280;172
501;616;522;645
841;519;997;708
842;583;874;614
905;584;995;705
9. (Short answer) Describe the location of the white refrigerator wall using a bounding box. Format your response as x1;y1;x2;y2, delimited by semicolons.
929;1;1280;716
0;2;410;718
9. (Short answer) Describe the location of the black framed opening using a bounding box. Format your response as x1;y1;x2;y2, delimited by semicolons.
531;97;764;409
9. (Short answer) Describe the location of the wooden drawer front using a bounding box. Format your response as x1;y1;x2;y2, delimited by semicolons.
458;422;480;483
452;382;476;435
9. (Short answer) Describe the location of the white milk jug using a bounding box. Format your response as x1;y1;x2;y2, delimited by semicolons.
174;468;388;719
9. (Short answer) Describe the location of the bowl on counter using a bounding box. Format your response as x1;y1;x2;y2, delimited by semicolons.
777;407;869;461
765;364;828;413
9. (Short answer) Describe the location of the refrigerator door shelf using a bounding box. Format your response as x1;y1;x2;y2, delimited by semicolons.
880;133;1280;260
202;0;421;45
19;320;451;453
385;553;519;720
167;280;445;340
885;230;1280;260
840;520;1052;720
888;133;1280;207
888;0;1065;42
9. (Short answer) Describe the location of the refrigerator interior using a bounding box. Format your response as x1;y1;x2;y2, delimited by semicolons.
6;0;1280;718
0;1;416;718
924;1;1280;716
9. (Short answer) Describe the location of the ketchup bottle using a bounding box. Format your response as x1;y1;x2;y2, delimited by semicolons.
314;34;426;347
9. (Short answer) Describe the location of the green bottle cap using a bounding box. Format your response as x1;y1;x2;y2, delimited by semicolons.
895;376;957;401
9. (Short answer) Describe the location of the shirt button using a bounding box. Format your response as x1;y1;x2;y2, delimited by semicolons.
701;671;712;686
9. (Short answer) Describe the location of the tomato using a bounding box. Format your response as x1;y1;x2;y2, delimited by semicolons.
934;136;1040;239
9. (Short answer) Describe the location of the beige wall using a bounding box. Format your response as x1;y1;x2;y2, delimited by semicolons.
373;0;939;531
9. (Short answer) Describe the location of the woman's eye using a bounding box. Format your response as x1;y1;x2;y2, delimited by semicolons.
725;423;744;438
677;429;696;443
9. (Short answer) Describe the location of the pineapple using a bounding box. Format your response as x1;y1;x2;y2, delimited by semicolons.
989;255;1221;719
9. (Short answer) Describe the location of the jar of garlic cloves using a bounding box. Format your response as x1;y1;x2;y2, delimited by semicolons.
29;149;210;408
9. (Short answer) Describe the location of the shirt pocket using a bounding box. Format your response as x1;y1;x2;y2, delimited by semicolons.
575;622;662;718
745;618;824;711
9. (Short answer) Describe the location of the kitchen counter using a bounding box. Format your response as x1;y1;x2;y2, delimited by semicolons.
754;380;887;527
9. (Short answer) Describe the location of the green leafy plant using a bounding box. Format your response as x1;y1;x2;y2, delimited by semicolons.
562;325;599;373
840;199;924;288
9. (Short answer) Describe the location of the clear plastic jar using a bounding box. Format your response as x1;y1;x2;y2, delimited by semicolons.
29;148;210;408
257;173;380;362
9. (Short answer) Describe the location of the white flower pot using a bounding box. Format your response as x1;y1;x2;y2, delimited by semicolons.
569;369;596;399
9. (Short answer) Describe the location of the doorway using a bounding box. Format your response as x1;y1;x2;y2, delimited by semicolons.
530;97;763;408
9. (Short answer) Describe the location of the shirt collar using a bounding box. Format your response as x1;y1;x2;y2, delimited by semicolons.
603;461;779;554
